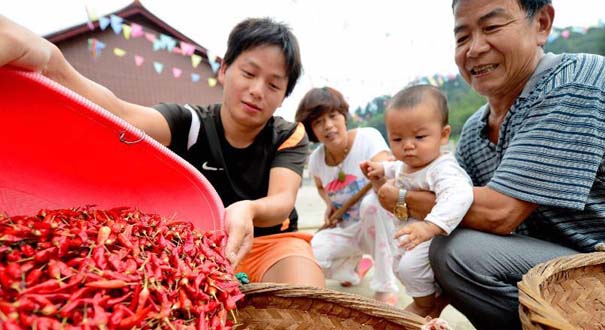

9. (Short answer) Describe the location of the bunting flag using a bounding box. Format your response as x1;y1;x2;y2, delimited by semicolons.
548;31;560;43
159;34;177;52
207;51;220;74
153;62;164;74
87;38;106;58
122;24;132;40
180;42;195;56
85;5;97;30
99;16;110;30
153;39;163;51
113;48;126;57
145;32;156;43
110;15;123;34
81;6;226;87
191;54;202;68
130;23;144;38
134;55;144;66
210;61;220;74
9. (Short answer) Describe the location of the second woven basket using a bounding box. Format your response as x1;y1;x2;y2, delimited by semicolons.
518;252;605;330
231;283;427;329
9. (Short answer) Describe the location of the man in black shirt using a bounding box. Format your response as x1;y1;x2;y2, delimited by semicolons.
0;16;325;286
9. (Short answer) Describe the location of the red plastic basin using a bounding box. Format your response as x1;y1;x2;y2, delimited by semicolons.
0;68;223;231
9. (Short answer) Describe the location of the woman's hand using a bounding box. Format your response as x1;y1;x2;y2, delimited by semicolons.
323;204;340;228
223;200;255;268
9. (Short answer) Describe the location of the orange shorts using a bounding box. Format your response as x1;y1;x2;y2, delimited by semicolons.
234;231;317;283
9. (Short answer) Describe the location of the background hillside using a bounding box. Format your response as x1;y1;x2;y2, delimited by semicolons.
350;26;605;142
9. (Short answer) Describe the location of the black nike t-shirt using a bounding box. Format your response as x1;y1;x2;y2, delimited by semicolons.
154;103;308;237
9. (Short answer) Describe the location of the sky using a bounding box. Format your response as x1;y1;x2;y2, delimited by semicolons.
4;0;605;121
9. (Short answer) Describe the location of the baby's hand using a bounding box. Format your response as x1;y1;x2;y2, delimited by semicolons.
395;221;444;251
360;160;384;180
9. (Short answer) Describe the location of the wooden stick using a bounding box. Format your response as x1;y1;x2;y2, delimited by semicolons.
317;182;373;232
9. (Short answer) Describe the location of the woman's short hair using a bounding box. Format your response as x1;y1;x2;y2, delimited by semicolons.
295;87;349;143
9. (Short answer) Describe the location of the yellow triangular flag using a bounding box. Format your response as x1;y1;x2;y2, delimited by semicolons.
113;48;126;57
122;24;132;40
191;54;202;68
208;77;217;87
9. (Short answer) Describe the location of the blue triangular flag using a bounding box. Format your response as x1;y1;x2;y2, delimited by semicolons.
96;40;106;51
210;61;220;74
159;34;177;52
99;16;110;30
153;62;164;74
191;73;200;82
110;15;123;34
153;39;163;51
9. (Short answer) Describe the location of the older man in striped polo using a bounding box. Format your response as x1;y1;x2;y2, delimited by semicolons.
377;0;605;329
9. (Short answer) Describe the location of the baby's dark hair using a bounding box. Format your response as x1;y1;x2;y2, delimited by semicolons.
387;84;449;126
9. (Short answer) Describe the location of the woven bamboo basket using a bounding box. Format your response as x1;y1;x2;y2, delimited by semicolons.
230;283;427;329
518;252;605;330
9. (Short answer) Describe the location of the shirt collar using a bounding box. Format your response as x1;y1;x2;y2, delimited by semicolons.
519;52;562;98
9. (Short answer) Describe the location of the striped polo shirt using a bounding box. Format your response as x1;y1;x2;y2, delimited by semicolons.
456;53;605;252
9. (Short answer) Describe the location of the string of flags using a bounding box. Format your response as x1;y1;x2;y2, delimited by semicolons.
547;21;605;43
84;6;220;88
412;20;605;88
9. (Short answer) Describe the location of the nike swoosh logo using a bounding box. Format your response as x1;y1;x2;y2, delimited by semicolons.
202;161;223;171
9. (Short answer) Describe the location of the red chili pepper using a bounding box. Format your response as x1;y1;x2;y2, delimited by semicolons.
85;279;130;289
117;305;152;329
20;244;35;257
21;279;60;295
97;226;111;246
6;263;21;280
33;247;57;263
92;245;107;269
105;292;132;307
117;233;134;250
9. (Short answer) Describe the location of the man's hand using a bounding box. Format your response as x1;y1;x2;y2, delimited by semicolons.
224;200;255;268
377;179;399;213
395;221;444;251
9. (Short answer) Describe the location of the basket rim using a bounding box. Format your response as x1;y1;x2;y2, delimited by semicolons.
517;252;605;330
238;282;427;328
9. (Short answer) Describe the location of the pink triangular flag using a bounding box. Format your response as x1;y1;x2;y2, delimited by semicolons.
180;42;195;56
145;32;156;43
134;55;144;66
130;23;144;38
172;68;182;78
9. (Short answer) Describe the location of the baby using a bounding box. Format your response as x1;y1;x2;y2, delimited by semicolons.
361;84;473;318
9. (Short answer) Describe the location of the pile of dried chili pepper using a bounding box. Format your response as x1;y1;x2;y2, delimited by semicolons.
0;207;244;329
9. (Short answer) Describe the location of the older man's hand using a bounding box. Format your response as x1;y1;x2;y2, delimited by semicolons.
377;179;399;214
